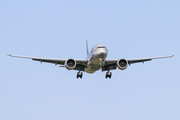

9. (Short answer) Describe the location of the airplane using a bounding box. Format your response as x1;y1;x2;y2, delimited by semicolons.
9;41;173;79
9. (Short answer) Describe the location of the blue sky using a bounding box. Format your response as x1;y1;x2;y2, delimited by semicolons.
1;0;180;120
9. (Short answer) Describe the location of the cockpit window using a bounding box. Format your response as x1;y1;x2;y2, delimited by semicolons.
97;46;105;49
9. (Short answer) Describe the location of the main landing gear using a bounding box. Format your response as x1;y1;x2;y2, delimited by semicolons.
105;72;112;79
77;72;83;79
77;72;112;79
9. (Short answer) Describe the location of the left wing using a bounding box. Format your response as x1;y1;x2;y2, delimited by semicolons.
102;55;174;71
8;54;87;67
127;55;174;64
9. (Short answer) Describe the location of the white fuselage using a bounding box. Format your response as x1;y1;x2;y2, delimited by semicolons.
85;44;108;73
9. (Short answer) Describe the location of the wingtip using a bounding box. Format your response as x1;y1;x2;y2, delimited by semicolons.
7;54;12;56
171;55;174;57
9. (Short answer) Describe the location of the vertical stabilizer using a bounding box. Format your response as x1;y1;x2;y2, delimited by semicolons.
86;40;89;55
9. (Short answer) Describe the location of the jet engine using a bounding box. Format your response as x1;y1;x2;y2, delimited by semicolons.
65;59;76;70
117;59;128;70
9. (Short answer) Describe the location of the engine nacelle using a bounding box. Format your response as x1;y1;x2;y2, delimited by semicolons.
117;59;128;70
65;59;76;70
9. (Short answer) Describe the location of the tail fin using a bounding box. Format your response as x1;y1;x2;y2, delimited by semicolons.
86;40;89;55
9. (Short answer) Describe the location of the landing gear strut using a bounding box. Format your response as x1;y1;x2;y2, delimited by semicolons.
105;72;112;79
77;72;83;79
99;58;103;67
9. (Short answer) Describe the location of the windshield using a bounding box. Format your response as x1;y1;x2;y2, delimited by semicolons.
97;46;106;49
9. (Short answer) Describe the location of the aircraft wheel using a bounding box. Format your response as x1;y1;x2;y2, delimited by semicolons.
77;72;80;79
77;72;83;79
80;72;83;78
105;72;112;79
105;72;108;78
109;72;112;79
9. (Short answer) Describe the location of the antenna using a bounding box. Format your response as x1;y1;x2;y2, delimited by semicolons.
86;40;89;55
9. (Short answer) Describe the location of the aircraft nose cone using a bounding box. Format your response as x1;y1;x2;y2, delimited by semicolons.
99;51;107;58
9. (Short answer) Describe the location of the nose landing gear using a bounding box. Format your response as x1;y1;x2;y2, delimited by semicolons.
77;72;83;79
99;58;104;67
105;72;112;79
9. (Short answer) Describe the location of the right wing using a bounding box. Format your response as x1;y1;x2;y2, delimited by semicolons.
8;54;88;69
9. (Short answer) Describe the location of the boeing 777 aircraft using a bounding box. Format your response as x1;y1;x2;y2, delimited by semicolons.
9;41;173;78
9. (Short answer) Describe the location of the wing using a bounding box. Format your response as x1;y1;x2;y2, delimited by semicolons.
126;55;174;64
102;55;174;71
8;54;87;70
